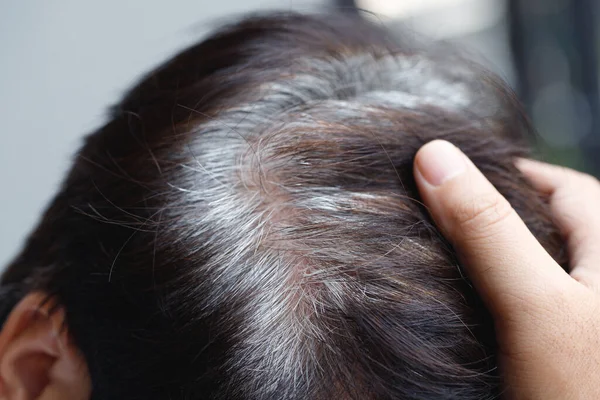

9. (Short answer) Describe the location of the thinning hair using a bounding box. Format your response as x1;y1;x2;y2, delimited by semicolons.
1;12;567;400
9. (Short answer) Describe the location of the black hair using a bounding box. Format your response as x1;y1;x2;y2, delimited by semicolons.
1;12;566;400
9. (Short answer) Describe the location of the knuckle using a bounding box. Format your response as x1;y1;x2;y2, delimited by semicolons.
452;193;515;239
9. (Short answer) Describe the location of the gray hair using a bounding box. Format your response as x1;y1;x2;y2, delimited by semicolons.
2;12;566;400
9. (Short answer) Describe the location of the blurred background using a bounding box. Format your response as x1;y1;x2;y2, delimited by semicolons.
1;0;598;266
349;0;600;172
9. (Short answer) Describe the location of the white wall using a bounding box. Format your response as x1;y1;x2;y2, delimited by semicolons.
0;0;326;267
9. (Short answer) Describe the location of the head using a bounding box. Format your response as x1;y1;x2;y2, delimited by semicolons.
0;12;566;400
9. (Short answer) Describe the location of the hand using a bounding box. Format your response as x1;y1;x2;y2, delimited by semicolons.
413;140;600;400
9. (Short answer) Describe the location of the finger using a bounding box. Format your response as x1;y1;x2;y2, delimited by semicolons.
515;158;589;194
413;140;569;316
516;158;600;289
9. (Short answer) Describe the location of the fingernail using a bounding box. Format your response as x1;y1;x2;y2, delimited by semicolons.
415;140;467;186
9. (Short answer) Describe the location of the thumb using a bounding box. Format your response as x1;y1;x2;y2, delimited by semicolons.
413;140;569;316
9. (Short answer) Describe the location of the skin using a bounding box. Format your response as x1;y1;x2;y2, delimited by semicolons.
413;140;600;399
0;293;91;399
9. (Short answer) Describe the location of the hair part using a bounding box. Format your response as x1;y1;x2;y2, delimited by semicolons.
1;12;566;400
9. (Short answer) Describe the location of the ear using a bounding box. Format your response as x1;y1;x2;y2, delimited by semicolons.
0;292;91;400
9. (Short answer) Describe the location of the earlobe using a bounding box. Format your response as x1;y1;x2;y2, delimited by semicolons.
0;292;91;399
